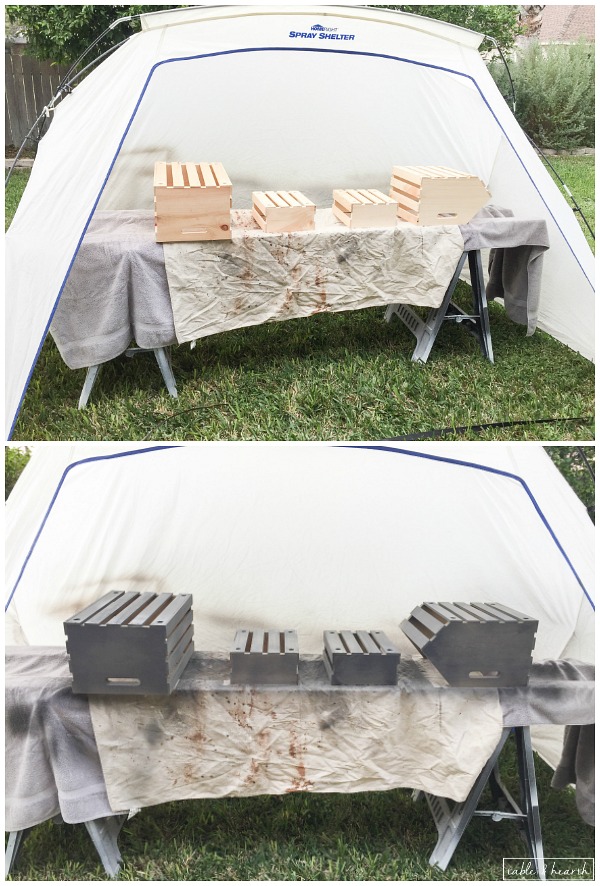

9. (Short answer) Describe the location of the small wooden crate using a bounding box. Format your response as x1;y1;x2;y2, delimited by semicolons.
323;630;400;685
401;602;538;687
154;161;232;242
390;166;490;225
64;590;194;695
332;189;397;229
230;629;299;685
252;190;315;233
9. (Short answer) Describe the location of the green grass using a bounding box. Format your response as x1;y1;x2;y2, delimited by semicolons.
4;168;30;229
7;742;594;880
6;158;595;441
544;154;595;250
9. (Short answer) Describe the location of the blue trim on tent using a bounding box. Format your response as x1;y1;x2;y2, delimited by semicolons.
6;444;593;613
8;45;594;438
343;444;595;610
5;446;179;611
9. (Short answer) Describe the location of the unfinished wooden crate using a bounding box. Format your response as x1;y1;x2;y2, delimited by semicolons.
390;166;490;225
252;190;315;233
230;629;299;685
64;590;194;694
154;161;232;242
401;602;538;687
332;189;397;229
323;630;400;685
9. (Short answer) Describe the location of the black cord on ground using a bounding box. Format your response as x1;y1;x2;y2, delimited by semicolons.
142;403;230;440
387;416;592;441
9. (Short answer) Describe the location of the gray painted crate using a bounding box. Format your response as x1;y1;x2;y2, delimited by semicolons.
323;630;400;685
230;629;299;684
401;602;538;687
64;590;194;695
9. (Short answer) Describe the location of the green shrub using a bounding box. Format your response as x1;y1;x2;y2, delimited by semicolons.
490;40;595;150
5;446;31;499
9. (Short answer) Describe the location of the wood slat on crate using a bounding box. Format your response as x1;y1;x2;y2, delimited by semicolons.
400;601;537;687
230;628;299;684
390;165;490;225
323;629;400;685
252;190;315;233
64;590;194;694
154;161;232;242
332;188;397;229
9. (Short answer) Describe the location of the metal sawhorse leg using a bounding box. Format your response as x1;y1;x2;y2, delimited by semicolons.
5;814;127;879
385;249;494;363
417;726;545;879
78;346;178;409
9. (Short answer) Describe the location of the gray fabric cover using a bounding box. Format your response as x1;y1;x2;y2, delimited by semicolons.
551;724;595;826
50;211;176;370
460;206;550;334
5;647;118;831
498;659;595;726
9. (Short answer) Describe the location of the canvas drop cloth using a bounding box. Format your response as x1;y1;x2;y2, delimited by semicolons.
164;208;464;343
89;653;503;810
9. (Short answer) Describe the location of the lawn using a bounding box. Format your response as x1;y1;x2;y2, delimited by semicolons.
7;737;595;881
5;157;595;442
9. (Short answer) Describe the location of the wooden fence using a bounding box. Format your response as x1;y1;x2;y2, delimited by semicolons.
5;42;70;148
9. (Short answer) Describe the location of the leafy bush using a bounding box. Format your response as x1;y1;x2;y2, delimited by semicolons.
545;446;595;521
5;446;31;499
490;40;595;150
388;5;522;53
6;6;179;66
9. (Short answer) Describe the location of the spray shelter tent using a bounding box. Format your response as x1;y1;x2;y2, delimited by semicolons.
5;4;595;437
5;442;595;770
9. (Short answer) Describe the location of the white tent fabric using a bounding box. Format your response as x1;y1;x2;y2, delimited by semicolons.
5;442;595;768
5;5;595;437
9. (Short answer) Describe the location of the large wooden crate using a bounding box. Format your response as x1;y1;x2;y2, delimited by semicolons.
230;629;299;684
332;188;397;229
154;161;232;242
64;590;194;694
252;190;315;233
323;630;400;685
401;602;537;687
390;166;490;225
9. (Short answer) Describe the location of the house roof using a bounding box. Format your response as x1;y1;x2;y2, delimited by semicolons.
536;5;595;43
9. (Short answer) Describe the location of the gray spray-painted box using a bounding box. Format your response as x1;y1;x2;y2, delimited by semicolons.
401;602;538;687
323;630;400;685
230;629;299;684
64;590;194;694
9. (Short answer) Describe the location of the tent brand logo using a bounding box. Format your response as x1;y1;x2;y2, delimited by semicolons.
289;24;355;41
503;858;594;880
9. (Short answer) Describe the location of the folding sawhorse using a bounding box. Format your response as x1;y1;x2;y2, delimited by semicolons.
418;725;545;879
78;345;177;409
385;249;494;363
5;813;127;879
